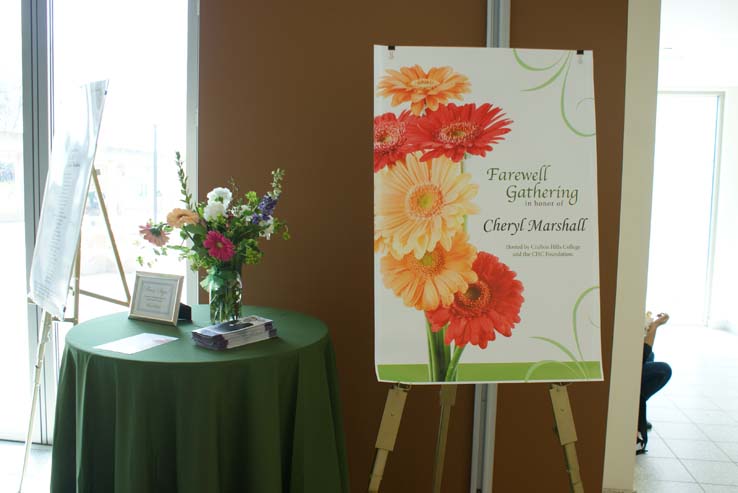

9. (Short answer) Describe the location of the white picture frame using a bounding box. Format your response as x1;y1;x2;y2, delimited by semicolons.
129;271;184;326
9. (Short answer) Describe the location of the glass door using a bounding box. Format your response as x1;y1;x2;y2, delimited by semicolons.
52;0;189;331
0;0;196;444
0;0;32;441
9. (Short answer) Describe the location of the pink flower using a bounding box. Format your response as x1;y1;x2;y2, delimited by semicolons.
203;230;236;261
139;222;169;247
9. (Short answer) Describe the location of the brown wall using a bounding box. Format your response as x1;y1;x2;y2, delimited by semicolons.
200;1;629;491
199;1;487;491
493;2;629;492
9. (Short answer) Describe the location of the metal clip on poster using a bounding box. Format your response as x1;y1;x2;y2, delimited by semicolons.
19;81;131;493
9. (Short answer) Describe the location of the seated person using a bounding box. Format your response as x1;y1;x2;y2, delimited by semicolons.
637;312;671;454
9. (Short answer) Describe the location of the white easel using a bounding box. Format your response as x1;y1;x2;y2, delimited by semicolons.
18;81;130;492
18;165;131;492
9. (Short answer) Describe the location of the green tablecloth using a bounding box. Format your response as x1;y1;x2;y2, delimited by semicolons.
51;306;349;493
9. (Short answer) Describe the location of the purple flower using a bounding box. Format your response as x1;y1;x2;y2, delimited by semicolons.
258;195;278;216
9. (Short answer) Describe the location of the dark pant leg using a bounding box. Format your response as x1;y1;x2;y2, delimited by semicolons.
638;361;672;437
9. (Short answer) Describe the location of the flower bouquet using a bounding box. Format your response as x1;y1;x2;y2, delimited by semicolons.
139;153;288;323
374;64;524;381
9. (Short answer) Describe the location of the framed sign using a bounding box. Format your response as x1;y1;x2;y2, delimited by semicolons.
129;272;184;325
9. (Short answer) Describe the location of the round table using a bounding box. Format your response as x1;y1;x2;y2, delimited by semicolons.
50;306;349;493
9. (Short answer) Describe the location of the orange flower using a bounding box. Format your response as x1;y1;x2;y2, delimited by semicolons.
374;226;387;255
166;208;200;228
374;153;478;259
377;65;471;115
381;232;477;311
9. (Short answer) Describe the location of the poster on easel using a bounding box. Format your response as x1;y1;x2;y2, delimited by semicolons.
28;80;108;319
373;46;602;384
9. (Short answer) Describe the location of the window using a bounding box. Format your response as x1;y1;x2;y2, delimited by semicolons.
1;0;198;443
647;93;720;325
52;0;191;325
0;0;31;441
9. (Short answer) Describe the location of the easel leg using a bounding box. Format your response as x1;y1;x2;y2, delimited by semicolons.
432;385;457;493
18;311;53;493
368;384;410;493
549;383;585;493
90;168;131;304
72;240;81;325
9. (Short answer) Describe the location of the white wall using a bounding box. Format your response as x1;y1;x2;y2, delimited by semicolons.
602;0;661;491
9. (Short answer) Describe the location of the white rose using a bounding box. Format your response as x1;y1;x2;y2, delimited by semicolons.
203;202;226;221
207;187;232;208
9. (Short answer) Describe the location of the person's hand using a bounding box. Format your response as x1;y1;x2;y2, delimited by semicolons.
652;312;669;329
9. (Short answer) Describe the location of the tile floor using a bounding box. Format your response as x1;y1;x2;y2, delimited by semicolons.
1;325;735;492
0;441;51;492
635;324;738;492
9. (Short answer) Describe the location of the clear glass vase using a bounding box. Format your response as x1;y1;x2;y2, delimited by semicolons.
207;267;243;324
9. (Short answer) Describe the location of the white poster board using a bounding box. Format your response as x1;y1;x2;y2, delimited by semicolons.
373;47;601;384
28;81;108;319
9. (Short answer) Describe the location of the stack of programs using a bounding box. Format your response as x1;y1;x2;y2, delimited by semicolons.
192;315;276;350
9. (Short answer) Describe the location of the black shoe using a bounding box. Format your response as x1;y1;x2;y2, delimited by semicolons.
636;433;648;455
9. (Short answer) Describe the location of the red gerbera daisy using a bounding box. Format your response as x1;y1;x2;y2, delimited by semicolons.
426;252;524;349
373;111;414;172
203;230;236;262
407;103;512;163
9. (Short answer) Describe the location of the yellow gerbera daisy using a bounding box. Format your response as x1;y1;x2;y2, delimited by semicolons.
381;232;478;311
377;65;471;115
374;153;479;260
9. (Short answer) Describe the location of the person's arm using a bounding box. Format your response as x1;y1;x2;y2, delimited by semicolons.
644;312;669;348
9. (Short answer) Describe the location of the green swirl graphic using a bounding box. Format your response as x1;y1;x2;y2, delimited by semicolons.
514;49;596;137
525;286;600;382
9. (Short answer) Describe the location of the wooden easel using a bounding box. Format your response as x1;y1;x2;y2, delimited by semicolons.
66;167;131;323
549;383;585;493
18;166;130;492
368;384;458;493
368;382;584;492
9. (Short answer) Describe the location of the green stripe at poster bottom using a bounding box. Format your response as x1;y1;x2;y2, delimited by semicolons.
376;361;602;382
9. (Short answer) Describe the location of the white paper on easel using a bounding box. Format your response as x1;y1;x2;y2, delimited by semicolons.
28;81;108;320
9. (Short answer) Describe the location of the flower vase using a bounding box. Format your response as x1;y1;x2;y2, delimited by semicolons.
206;266;243;324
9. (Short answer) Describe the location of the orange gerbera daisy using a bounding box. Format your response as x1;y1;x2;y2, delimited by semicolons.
381;232;478;311
166;208;200;228
374;227;388;255
375;153;479;259
377;65;471;116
